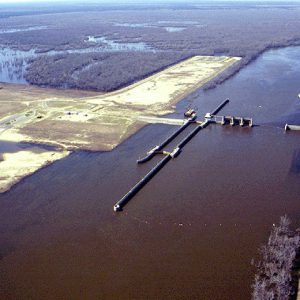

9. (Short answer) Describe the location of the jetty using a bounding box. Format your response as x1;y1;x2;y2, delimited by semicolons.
113;99;254;212
285;124;300;131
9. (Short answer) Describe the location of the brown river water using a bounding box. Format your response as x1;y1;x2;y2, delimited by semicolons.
0;46;300;299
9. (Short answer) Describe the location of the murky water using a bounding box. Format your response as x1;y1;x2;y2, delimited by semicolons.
0;48;35;84
113;22;156;28
113;22;187;32
0;46;299;300
113;21;201;32
164;27;186;32
157;20;200;25
0;26;47;34
85;35;153;51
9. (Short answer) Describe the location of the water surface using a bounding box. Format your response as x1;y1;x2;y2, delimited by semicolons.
0;48;35;84
112;22;187;32
164;27;186;32
0;26;47;34
0;46;299;300
85;35;153;51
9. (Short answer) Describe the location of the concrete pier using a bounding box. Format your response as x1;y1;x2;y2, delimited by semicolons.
114;120;209;212
215;115;253;127
137;114;196;164
285;124;300;131
114;99;231;212
113;99;254;212
221;116;225;125
249;118;253;127
230;117;235;126
240;118;244;126
211;98;230;115
114;155;171;212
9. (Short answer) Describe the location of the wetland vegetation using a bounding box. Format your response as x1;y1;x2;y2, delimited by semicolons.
1;1;300;91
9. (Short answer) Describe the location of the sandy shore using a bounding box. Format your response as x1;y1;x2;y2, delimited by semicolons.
0;55;240;193
0;148;69;193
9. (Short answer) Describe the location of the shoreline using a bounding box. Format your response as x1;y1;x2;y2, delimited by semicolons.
0;55;240;193
0;148;70;194
203;41;300;90
2;42;299;193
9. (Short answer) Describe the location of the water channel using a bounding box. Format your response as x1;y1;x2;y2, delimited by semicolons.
113;22;188;32
0;46;299;299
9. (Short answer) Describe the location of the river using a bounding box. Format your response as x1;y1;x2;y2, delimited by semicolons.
0;46;299;299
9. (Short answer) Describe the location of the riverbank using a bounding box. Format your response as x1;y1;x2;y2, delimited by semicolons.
203;40;300;90
0;55;240;193
0;148;69;193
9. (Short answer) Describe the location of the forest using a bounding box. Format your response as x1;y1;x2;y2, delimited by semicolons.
1;2;300;91
25;52;191;92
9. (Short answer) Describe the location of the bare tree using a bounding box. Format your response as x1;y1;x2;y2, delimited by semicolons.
252;216;300;300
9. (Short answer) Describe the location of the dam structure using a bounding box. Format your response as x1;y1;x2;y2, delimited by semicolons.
113;99;253;212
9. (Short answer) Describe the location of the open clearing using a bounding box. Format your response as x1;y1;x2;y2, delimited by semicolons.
0;55;240;192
